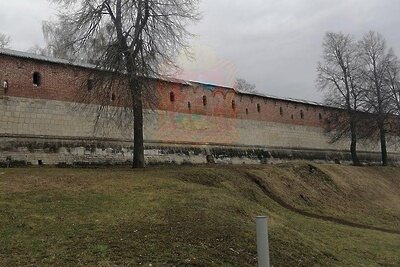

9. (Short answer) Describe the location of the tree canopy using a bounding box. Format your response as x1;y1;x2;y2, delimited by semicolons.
0;33;10;49
318;31;400;166
46;0;200;168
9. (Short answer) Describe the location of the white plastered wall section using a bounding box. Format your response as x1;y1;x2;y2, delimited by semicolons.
0;96;132;140
1;96;399;153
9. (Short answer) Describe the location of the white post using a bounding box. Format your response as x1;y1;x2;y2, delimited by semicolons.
256;216;270;267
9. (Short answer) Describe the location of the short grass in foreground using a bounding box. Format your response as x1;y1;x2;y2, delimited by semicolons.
0;163;399;266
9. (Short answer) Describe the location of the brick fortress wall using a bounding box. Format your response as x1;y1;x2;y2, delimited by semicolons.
0;51;399;165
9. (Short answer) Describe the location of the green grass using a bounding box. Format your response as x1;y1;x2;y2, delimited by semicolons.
0;163;399;266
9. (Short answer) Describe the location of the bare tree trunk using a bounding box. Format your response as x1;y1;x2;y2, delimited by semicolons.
378;120;388;166
350;119;361;166
132;81;145;168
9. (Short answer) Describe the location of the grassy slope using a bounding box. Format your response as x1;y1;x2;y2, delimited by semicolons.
0;163;399;266
249;163;400;232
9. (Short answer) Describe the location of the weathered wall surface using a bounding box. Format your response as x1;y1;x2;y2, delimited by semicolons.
0;96;389;150
1;96;399;165
1;50;400;166
0;52;331;128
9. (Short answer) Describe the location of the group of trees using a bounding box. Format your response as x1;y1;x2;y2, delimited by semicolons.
318;31;400;166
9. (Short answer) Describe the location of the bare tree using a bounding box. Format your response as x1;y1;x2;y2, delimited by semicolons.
382;48;400;141
317;32;363;166
358;31;397;166
26;45;48;56
386;55;400;115
235;78;257;93
0;33;11;49
42;20;102;63
46;0;200;168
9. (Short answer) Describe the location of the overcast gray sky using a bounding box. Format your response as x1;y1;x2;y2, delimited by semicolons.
1;0;400;101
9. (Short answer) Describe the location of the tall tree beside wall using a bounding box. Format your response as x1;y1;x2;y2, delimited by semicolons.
358;31;397;166
46;0;200;168
317;32;363;166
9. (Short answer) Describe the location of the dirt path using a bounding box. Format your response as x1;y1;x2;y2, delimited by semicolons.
246;172;400;235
